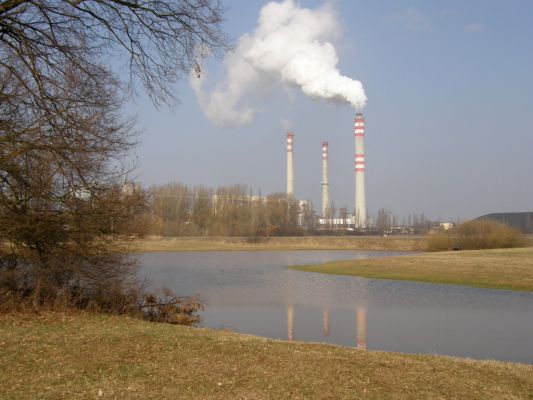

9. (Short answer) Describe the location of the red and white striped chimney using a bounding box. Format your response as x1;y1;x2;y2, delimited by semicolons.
287;132;294;197
322;141;329;218
354;113;367;227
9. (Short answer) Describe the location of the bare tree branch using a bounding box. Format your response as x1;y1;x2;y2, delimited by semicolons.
0;0;231;311
0;0;228;105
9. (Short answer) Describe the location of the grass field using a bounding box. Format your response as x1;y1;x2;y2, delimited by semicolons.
133;235;426;252
291;247;533;292
1;312;532;399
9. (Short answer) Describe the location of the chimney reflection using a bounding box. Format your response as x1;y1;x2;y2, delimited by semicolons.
356;305;367;350
287;305;294;341
282;304;368;347
322;308;330;337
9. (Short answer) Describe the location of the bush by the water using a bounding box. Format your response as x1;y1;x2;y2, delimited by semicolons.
0;0;225;325
427;220;525;251
0;265;203;326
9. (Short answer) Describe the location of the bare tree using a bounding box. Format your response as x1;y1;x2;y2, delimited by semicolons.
0;61;147;307
0;0;228;311
0;0;227;104
376;207;390;233
263;193;300;236
149;183;192;236
146;183;319;238
300;201;317;233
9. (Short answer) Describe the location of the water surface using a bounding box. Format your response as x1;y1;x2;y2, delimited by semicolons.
141;251;533;363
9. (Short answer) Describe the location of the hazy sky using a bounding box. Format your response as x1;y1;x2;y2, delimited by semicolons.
128;0;533;221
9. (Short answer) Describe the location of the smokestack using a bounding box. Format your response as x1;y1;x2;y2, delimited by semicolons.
322;142;329;218
354;113;367;227
287;132;294;197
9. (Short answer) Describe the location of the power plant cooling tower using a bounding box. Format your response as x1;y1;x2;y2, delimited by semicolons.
321;141;329;218
354;113;367;227
287;132;294;197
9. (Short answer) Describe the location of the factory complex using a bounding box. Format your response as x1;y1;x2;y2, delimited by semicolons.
286;113;368;231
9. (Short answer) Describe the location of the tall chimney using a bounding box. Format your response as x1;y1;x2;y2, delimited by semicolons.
321;141;329;218
286;132;294;197
354;113;367;227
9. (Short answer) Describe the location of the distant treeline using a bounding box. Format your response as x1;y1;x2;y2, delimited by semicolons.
145;183;315;237
375;207;435;233
144;183;445;237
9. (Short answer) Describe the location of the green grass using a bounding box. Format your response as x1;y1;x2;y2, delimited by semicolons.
133;235;426;252
1;312;532;399
291;247;533;291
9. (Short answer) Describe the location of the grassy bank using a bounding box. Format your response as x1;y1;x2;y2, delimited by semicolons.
1;313;532;399
292;247;533;292
134;235;426;252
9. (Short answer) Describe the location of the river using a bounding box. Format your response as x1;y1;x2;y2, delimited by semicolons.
140;250;533;364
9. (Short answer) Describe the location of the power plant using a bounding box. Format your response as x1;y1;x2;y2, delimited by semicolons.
321;141;329;218
285;113;368;229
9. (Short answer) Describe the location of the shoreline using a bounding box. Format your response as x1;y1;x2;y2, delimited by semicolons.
1;312;531;399
291;247;533;292
132;235;427;252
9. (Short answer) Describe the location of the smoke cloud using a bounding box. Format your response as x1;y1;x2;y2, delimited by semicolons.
192;0;367;127
280;117;293;132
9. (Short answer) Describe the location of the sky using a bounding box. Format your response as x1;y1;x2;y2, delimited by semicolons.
128;0;533;222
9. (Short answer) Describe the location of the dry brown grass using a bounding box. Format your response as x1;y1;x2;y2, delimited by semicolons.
428;220;526;251
1;312;532;399
292;247;533;291
134;235;426;252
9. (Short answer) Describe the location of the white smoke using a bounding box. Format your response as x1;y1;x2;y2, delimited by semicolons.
192;0;367;127
280;117;293;132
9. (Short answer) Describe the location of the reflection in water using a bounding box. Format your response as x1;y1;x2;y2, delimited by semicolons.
142;251;533;363
322;308;330;337
356;305;367;350
287;305;294;341
285;303;368;349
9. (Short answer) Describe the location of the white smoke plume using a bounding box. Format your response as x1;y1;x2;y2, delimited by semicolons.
280;117;293;132
191;0;367;127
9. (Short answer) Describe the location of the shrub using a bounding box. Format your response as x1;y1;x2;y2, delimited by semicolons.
140;288;204;325
427;219;525;251
244;237;271;244
0;265;204;326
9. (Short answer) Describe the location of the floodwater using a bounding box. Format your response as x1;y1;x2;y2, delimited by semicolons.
140;251;533;364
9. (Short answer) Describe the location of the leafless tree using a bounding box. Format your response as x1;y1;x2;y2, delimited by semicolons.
146;184;307;237
0;57;150;304
300;201;317;233
0;0;227;105
376;207;390;233
0;0;227;311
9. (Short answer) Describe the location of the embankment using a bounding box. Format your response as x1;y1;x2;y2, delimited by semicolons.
134;235;426;252
1;313;532;399
292;247;533;292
